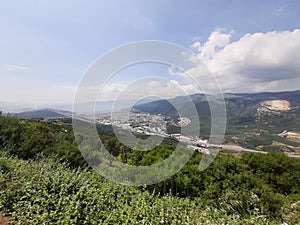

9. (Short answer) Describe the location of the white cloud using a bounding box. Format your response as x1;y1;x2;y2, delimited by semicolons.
192;28;232;63
191;29;300;93
0;64;31;72
0;79;199;104
97;79;200;101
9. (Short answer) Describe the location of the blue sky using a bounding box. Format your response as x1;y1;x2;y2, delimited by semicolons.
0;0;300;105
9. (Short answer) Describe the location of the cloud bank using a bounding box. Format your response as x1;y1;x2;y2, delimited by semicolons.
83;29;300;103
191;29;300;92
99;79;199;101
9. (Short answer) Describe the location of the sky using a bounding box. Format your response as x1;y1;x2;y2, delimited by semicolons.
0;0;300;106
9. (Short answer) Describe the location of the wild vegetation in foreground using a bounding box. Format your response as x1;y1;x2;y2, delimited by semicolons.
0;115;300;224
0;156;299;225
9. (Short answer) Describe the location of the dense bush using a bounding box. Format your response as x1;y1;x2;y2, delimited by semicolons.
1;115;300;224
0;116;85;167
1;157;294;225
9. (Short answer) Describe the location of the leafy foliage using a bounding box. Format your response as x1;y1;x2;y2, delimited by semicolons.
0;115;300;224
1;157;294;225
0;116;85;167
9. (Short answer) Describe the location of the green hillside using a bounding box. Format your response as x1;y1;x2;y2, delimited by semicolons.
0;115;300;224
133;90;300;151
16;109;67;119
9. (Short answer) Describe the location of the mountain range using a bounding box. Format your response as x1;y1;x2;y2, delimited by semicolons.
133;90;300;152
2;90;300;153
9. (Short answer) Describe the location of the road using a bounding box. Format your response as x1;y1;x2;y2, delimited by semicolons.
219;144;300;158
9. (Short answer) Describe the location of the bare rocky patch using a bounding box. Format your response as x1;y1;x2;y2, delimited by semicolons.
259;100;291;111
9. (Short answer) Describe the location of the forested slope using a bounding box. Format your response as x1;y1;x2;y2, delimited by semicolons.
0;115;300;224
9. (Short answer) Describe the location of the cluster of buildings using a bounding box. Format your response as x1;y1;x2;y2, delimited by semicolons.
91;111;211;154
95;112;169;136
